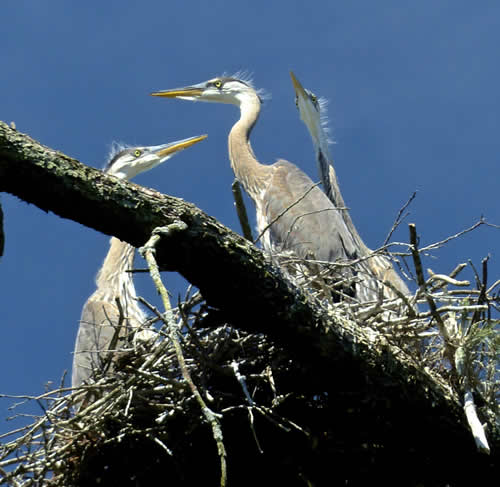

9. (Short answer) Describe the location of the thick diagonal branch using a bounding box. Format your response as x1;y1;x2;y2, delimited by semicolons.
0;121;477;448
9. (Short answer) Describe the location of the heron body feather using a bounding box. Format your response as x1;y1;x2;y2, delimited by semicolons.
73;292;128;387
261;160;358;263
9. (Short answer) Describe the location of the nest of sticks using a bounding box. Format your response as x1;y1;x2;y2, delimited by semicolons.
1;221;498;486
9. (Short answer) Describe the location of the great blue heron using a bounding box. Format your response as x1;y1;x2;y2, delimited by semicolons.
290;71;411;302
151;76;360;298
72;135;207;389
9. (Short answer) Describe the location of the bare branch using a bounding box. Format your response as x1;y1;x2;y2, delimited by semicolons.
409;223;456;366
383;191;417;246
420;218;493;252
140;224;227;487
231;179;254;241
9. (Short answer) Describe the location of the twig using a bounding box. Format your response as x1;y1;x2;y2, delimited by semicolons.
253;182;321;245
382;279;417;318
419;218;486;252
0;466;21;487
463;385;490;454
448;263;468;279
409;223;455;366
383;191;417;246
282;207;349;252
152;436;173;456
231;179;254;241
124;387;134;417
101;297;126;377
139;223;227;487
231;361;254;406
426;273;470;288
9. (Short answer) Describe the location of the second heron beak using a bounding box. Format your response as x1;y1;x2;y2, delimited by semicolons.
154;134;207;160
151;86;204;100
290;71;308;100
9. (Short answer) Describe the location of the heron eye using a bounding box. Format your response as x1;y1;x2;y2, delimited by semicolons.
213;80;222;89
310;94;317;104
134;150;142;157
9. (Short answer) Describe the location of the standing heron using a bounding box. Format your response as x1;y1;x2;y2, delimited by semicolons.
151;76;360;298
290;71;411;302
72;135;207;389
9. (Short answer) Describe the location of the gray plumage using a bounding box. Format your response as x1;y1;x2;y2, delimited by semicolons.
290;71;411;304
72;135;207;390
72;237;143;389
259;160;358;263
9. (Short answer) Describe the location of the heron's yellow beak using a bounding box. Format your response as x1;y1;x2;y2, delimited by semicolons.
290;71;308;100
151;87;204;98
155;134;207;158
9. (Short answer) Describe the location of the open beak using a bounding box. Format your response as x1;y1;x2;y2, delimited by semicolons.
151;86;204;99
153;134;207;160
290;71;308;100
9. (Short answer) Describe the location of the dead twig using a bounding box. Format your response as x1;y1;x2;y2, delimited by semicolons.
139;223;227;487
232;179;254;241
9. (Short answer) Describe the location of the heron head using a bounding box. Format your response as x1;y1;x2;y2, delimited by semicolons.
105;135;207;180
151;76;261;107
290;71;324;143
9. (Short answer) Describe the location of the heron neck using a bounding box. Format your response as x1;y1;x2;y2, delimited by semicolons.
228;96;272;199
317;146;370;255
95;237;137;301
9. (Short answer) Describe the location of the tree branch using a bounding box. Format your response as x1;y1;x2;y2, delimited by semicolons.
1;121;495;464
0;120;456;383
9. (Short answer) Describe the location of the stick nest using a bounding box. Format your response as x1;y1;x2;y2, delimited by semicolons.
1;224;499;486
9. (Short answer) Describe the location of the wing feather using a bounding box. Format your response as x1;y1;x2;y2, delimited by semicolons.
260;160;358;263
72;299;127;387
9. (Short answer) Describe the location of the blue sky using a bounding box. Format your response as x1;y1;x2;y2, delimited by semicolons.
1;1;499;433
